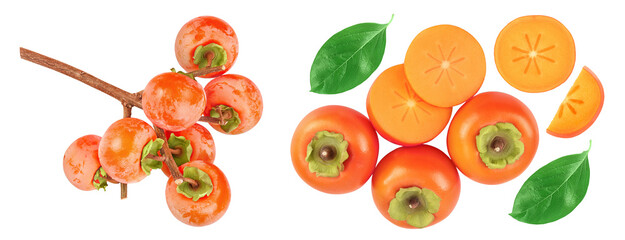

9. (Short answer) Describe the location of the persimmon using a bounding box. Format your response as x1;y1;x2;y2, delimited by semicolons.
291;105;379;194
142;72;206;132
203;74;263;135
162;123;216;177
547;66;604;138
99;118;157;183
63;135;109;191
447;92;538;185
367;64;452;146
404;24;486;107
494;15;575;93
175;16;238;78
166;161;230;227
372;145;460;228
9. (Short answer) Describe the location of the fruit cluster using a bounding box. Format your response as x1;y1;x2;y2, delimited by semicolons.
292;15;603;228
60;16;262;227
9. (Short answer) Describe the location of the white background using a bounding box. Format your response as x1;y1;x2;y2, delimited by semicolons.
1;0;623;238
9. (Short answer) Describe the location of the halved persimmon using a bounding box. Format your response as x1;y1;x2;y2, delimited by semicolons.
495;15;575;93
547;66;604;138
404;24;486;107
367;64;452;146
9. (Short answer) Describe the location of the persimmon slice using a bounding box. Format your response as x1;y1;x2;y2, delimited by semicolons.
367;64;452;146
495;15;575;93
547;67;604;138
404;24;486;107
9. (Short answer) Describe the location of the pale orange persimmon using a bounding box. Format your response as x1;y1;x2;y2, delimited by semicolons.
495;15;575;93
367;64;452;146
547;67;604;138
404;24;486;108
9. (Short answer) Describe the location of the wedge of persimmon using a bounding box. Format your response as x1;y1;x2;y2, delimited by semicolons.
547;66;604;138
495;15;575;93
367;64;452;146
404;24;486;108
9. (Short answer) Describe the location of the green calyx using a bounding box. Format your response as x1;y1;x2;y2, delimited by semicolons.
168;133;193;167
209;105;241;133
141;138;165;175
305;131;349;177
388;187;441;228
476;122;525;169
92;167;109;191
170;68;196;80
176;166;214;201
193;43;227;69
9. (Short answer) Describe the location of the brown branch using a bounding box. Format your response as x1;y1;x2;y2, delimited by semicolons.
19;47;143;108
153;125;198;188
189;65;225;78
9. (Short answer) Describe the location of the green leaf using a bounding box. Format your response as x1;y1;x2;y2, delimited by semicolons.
510;141;591;224
310;15;393;94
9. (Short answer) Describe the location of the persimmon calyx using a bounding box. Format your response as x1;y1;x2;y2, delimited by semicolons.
476;122;524;169
193;43;227;69
388;187;440;228
209;105;241;133
305;131;349;177
141;138;165;175
167;133;192;167
92;167;110;191
176;166;213;201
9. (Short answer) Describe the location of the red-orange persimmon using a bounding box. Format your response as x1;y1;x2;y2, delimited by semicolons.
142;72;206;132
99;118;156;183
175;16;238;78
291;105;379;194
372;145;460;228
447;92;538;185
165;161;230;227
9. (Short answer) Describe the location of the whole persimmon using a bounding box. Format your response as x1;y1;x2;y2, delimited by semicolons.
63;135;110;191
99;118;157;183
447;92;538;185
372;145;460;228
291;105;379;194
165;161;230;227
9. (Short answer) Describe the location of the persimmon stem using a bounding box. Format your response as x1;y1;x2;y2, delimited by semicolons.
19;47;143;109
189;65;225;78
104;174;119;184
198;105;232;125
153;125;198;188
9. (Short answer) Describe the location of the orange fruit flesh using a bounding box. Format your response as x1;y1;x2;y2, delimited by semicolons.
404;24;486;108
547;67;604;138
367;64;452;146
495;15;575;93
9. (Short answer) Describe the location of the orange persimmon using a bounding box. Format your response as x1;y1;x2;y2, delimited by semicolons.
404;24;486;108
547;67;604;138
367;64;452;146
495;15;575;93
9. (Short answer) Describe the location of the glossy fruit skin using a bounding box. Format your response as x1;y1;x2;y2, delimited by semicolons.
63;135;102;191
204;74;262;135
166;161;230;227
372;145;461;228
447;92;538;185
163;123;216;177
175;16;238;78
291;105;379;194
99;118;156;183
143;72;206;132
